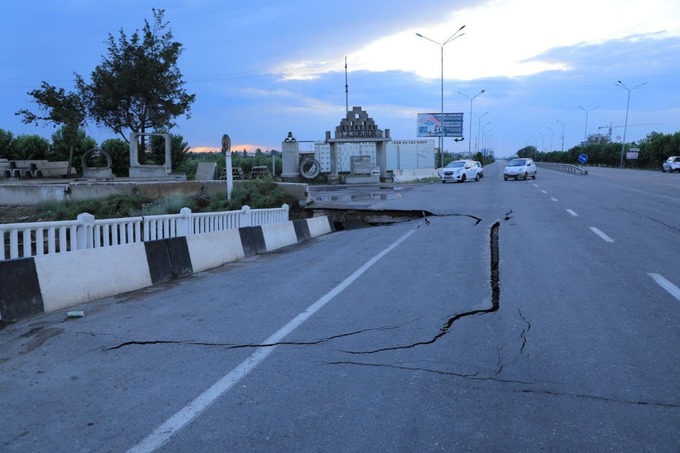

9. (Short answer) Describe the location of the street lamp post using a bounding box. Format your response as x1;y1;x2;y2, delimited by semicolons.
615;80;647;168
416;25;466;168
476;111;489;155
578;105;598;145
556;120;567;152
459;90;485;157
482;126;492;153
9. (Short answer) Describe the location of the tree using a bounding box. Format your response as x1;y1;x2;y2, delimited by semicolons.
49;126;97;174
76;8;195;164
150;131;190;170
12;135;50;160
100;139;130;177
15;82;87;175
0;129;14;158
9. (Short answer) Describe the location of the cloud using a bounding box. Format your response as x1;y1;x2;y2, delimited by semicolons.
274;0;680;82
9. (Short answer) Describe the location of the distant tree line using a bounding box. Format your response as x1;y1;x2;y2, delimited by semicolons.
516;131;680;169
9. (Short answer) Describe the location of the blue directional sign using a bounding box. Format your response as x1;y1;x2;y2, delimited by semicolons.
578;153;588;164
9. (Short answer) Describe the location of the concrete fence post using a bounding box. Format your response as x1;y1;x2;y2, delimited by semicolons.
178;207;193;236
241;205;251;228
76;213;95;250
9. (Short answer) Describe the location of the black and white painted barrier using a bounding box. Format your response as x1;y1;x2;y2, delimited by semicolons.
0;216;335;323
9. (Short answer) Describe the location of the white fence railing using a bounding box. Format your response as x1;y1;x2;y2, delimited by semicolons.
0;204;289;261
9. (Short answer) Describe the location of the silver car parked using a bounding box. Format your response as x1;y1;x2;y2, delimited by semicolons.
504;158;537;180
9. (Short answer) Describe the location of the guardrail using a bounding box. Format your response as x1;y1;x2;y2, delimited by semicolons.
0;204;289;261
535;162;588;175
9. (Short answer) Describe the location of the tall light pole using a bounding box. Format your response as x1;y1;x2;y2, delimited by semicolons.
615;80;647;168
459;89;485;157
556;120;567;152
578;105;598;145
416;25;466;168
482;126;492;154
476;111;488;154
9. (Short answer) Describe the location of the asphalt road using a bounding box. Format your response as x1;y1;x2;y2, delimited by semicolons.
1;163;679;452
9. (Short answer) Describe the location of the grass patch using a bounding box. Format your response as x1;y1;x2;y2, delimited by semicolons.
2;178;297;224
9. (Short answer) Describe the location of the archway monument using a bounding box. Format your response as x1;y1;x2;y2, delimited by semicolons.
281;106;391;184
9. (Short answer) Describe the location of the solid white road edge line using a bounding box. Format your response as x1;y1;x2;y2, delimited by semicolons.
648;273;680;301
589;226;615;243
127;227;419;453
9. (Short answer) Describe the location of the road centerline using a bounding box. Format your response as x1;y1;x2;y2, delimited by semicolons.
589;227;614;243
648;273;680;301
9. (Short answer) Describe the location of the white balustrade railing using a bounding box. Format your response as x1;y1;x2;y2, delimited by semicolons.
0;204;289;261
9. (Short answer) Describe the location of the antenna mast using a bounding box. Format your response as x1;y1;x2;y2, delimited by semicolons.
344;56;349;113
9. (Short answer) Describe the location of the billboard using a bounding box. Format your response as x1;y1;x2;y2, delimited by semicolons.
417;113;464;138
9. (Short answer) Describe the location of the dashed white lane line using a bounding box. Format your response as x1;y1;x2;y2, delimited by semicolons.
551;197;558;202
541;190;548;194
566;209;579;217
648;273;680;301
589;227;614;243
127;227;419;453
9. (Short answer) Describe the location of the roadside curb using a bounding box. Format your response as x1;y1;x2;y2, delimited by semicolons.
0;216;335;323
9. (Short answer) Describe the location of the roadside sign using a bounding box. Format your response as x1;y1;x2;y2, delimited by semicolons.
578;154;588;164
417;113;464;138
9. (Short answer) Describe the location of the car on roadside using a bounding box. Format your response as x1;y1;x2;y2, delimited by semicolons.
441;159;480;183
504;158;537;180
662;156;680;173
474;161;484;178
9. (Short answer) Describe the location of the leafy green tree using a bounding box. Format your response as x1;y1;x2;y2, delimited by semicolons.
48;126;97;174
75;8;195;163
12;135;50;160
0;129;15;158
149;131;190;170
15;82;87;175
100;138;130;177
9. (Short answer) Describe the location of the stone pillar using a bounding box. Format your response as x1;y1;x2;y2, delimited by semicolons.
281;132;300;181
376;141;387;179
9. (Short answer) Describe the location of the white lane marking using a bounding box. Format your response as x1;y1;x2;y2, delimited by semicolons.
589;227;614;243
127;228;418;453
648;273;680;301
533;184;539;187
566;209;579;217
551;197;558;202
541;190;547;194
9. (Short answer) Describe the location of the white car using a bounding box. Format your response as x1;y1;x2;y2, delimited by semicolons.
441;159;480;183
474;161;484;178
662;156;680;173
504;158;537;180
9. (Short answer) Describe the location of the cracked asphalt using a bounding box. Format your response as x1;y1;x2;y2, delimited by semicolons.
1;163;680;452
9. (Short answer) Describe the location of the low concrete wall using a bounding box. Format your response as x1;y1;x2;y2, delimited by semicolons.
0;216;335;323
0;180;310;206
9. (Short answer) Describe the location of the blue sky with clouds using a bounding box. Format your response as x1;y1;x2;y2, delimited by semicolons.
2;0;679;158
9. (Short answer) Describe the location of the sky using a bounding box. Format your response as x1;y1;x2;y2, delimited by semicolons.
2;0;680;158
